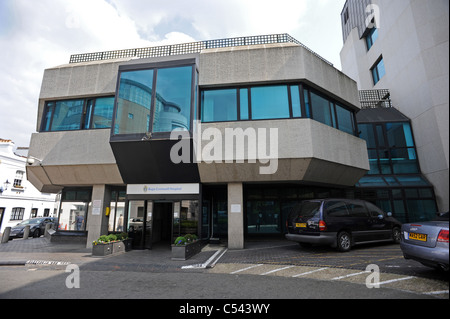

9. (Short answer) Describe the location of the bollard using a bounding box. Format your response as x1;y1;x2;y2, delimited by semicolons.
23;225;30;239
1;227;11;243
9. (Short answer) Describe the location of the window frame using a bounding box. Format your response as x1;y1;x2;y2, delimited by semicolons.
371;56;386;85
40;96;115;132
200;82;358;136
111;59;197;141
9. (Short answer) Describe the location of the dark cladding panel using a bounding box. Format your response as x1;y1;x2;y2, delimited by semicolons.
110;139;200;184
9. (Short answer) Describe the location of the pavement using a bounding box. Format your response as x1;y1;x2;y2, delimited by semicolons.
0;236;448;299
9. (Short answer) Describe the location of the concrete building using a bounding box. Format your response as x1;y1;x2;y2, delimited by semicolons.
0;139;58;234
26;34;375;249
340;0;449;212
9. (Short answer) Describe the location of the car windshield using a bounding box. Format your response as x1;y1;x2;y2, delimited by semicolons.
18;218;44;225
290;201;322;219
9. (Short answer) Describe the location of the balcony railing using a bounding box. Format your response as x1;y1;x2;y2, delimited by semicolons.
359;89;393;109
69;33;333;66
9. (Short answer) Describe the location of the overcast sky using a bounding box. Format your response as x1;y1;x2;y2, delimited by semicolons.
0;0;346;148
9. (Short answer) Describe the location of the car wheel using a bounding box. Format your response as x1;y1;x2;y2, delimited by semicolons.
33;229;40;238
392;227;401;244
337;231;352;252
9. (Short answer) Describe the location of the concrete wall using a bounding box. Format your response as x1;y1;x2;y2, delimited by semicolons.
197;119;369;186
340;0;449;211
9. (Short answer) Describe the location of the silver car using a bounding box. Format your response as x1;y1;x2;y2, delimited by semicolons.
400;212;449;271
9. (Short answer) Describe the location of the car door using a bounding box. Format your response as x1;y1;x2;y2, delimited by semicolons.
346;200;372;243
365;202;391;240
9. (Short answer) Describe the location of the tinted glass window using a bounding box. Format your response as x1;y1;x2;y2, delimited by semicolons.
386;123;414;148
290;201;322;219
85;97;115;129
310;92;332;126
347;202;369;217
116;69;154;134
240;89;249;120
50;100;84;131
201;89;237;122
153;66;192;132
336;104;354;135
251;85;290;120
365;202;384;218
359;124;376;148
325;201;349;217
290;85;302;118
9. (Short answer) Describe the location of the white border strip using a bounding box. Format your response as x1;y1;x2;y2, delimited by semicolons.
260;266;295;275
230;264;263;274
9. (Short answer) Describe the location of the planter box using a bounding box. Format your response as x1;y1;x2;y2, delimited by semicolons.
92;239;131;256
92;243;112;256
171;240;203;261
112;241;125;254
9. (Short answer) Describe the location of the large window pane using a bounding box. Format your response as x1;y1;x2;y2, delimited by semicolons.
250;86;290;120
290;86;302;118
87;97;115;129
51;100;84;131
359;124;376;148
59;202;88;231
115;69;154;134
386;123;414;148
240;88;249;120
336;104;354;135
310;92;332;126
201;89;237;122
153;66;192;132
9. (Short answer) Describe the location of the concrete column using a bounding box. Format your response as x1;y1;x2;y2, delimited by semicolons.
86;185;111;248
227;183;244;249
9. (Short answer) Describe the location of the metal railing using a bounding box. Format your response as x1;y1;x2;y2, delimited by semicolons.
359;89;393;109
69;33;333;66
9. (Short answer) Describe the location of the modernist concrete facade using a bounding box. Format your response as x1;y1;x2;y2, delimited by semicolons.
27;35;369;249
340;0;449;212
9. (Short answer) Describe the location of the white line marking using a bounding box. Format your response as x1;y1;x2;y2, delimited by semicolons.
331;270;370;280
230;264;263;274
377;276;414;285
181;248;227;269
292;267;328;277
260;266;295;275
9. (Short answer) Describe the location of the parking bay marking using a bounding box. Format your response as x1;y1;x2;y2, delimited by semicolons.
292;267;329;278
260;266;295;275
230;264;263;274
331;270;371;280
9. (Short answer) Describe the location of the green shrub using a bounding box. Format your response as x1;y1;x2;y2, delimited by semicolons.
174;236;187;246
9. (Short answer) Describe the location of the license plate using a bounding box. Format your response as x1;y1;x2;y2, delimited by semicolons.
409;232;427;242
296;223;307;228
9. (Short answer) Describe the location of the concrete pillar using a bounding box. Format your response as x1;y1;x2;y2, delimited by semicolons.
23;225;30;239
227;183;244;249
1;227;11;243
85;185;111;248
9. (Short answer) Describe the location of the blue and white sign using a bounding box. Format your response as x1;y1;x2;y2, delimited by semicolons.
127;183;200;195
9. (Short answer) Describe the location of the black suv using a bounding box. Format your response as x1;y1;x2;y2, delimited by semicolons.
286;199;402;252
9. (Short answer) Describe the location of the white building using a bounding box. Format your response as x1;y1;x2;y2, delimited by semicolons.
340;0;449;212
0;139;58;234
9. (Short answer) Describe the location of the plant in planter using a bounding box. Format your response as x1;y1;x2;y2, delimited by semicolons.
171;234;202;261
92;233;131;256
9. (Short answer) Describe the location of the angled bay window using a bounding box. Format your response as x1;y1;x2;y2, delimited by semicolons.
41;97;115;132
153;66;192;132
115;69;154;135
112;62;195;137
371;57;386;85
